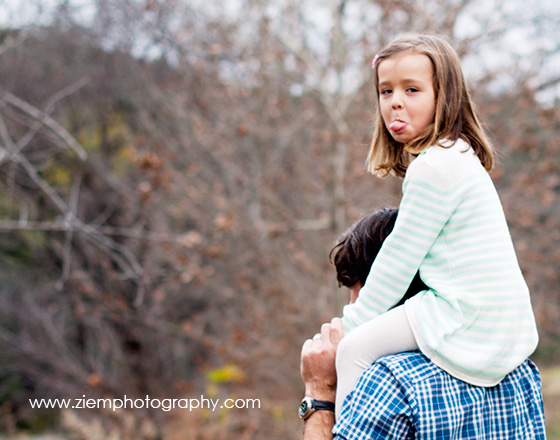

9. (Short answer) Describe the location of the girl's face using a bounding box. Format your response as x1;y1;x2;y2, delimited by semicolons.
377;51;436;144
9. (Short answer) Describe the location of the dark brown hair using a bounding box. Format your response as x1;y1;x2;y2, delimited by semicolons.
329;208;427;306
366;34;494;178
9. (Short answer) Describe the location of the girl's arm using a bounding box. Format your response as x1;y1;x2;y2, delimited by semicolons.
341;159;454;333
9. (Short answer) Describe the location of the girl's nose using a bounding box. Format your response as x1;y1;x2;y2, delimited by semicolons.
392;96;403;109
391;90;404;109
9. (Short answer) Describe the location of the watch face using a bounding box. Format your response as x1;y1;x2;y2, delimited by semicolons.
298;399;310;418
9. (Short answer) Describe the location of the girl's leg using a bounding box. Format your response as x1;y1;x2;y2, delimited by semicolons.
335;305;417;420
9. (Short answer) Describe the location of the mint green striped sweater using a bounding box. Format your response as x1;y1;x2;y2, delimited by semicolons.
341;139;539;386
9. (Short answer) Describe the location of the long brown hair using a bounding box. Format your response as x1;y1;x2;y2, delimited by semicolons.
366;34;494;178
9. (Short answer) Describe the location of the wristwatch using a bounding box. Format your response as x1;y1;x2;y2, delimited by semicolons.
298;396;335;420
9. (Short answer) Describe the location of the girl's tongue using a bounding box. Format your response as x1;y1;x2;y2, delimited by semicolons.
389;120;407;133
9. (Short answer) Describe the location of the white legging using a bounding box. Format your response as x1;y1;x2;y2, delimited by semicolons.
335;305;417;420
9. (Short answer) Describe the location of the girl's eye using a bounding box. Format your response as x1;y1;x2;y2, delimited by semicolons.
407;87;419;93
380;89;392;95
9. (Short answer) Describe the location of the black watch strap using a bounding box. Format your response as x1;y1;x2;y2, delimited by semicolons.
313;400;336;411
299;397;335;420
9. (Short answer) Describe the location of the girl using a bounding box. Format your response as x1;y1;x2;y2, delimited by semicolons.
334;34;539;419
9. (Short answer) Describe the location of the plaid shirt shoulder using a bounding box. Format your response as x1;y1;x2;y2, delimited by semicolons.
333;351;546;440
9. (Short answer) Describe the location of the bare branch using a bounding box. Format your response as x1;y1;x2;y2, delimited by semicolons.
0;89;144;282
13;77;90;155
0;90;88;160
0;218;197;244
57;174;83;289
535;76;560;93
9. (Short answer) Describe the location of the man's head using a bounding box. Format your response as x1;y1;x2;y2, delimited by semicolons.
329;208;427;305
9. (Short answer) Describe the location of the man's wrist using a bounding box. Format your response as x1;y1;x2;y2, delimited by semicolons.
299;396;335;420
305;387;336;403
302;408;335;440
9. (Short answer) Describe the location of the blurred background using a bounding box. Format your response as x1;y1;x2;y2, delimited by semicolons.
0;0;558;438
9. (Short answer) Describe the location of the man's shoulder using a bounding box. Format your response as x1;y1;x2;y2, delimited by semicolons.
364;350;541;391
370;350;441;385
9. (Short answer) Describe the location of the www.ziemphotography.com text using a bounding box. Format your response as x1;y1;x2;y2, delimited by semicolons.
29;395;261;412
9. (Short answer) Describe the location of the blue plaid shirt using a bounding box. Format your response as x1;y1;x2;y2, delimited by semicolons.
333;351;546;439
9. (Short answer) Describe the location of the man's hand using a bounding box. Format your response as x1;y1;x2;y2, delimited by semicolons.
300;317;344;402
300;318;343;440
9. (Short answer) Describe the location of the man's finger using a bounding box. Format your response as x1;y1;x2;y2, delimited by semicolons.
301;338;313;354
321;322;331;338
329;317;344;344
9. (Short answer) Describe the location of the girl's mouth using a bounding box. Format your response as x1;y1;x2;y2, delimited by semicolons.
389;120;408;133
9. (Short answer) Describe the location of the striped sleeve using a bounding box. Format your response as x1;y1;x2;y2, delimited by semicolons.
341;159;454;332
